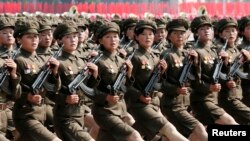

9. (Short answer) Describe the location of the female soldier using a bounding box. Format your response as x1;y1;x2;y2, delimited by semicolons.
190;15;238;125
92;21;143;141
217;17;250;124
128;19;188;141
53;20;97;141
120;17;139;55
152;17;169;53
13;19;61;141
160;18;208;141
36;16;56;133
0;16;20;141
238;15;250;107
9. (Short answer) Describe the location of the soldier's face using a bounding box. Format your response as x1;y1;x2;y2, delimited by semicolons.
39;29;53;48
126;26;135;40
168;30;186;47
154;28;167;42
242;24;250;39
19;33;39;53
220;26;238;45
99;32;119;52
197;25;213;41
135;28;154;49
78;27;87;43
62;32;78;53
0;27;15;47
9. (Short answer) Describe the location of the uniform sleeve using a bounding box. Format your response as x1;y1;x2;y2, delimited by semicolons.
92;61;107;105
10;73;21;100
14;57;29;104
128;55;143;100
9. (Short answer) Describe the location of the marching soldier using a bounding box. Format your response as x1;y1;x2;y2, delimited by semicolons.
217;17;250;124
36;17;57;132
53;20;97;141
160;18;208;140
128;19;188;141
152;17;169;53
120;17;139;56
238;15;250;107
190;15;238;125
75;16;100;140
13;19;61;141
0;16;20;141
91;21;143;141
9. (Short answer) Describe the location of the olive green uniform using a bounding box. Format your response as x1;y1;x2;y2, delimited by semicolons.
191;42;226;125
13;48;59;141
238;40;250;107
128;47;168;140
54;51;95;141
161;47;199;137
92;50;135;141
0;46;20;141
218;45;250;124
36;46;57;132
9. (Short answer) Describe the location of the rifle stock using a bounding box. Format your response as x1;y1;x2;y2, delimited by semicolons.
220;44;250;80
31;45;63;94
144;53;168;96
212;39;228;83
0;47;21;87
107;49;136;95
68;53;103;94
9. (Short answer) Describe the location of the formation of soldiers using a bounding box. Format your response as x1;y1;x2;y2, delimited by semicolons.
1;11;250;141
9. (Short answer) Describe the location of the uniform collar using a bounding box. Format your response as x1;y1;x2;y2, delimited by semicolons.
138;46;151;55
197;41;212;49
36;46;51;55
61;50;77;61
103;49;117;61
20;48;37;58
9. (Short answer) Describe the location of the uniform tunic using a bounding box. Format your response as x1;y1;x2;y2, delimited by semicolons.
13;48;58;141
191;41;226;125
218;45;250;124
92;49;134;141
54;51;94;141
161;46;199;137
128;47;167;140
238;40;250;107
0;46;20;141
36;46;59;132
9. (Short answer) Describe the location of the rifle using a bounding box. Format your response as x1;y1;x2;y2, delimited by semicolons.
152;40;163;50
107;50;136;95
144;53;168;96
31;46;63;94
212;39;228;83
0;47;21;87
122;40;133;50
220;45;250;80
178;46;196;87
68;52;103;94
